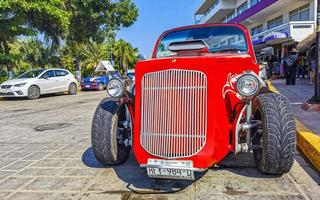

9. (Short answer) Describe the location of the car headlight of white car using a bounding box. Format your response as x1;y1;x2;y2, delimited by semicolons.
14;83;27;87
236;72;260;98
107;79;125;98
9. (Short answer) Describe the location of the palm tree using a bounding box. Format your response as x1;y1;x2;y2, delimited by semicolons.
113;39;138;74
17;39;51;68
80;41;110;70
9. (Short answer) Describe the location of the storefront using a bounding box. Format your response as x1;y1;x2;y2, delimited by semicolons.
253;32;298;76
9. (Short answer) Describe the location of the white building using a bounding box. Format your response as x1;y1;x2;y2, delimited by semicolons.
195;0;316;56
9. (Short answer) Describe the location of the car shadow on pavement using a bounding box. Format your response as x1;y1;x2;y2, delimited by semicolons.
213;152;282;179
1;93;68;101
82;147;206;194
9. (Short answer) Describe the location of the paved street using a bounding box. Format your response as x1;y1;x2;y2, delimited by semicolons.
0;91;319;200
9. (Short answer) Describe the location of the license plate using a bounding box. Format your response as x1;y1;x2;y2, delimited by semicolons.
146;159;194;180
147;167;194;180
85;85;90;88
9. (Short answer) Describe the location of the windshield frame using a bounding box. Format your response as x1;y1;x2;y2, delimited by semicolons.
152;24;254;59
17;69;46;79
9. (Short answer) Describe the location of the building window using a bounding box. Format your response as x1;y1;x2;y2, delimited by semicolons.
289;4;310;21
251;0;260;7
251;24;263;35
237;1;248;16
267;15;283;29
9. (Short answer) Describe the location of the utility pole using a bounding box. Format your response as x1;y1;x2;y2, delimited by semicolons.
310;0;320;103
110;37;113;66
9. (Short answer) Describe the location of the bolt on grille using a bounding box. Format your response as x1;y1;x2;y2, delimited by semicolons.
140;69;207;159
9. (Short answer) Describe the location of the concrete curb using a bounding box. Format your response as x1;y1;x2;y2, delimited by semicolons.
266;80;320;173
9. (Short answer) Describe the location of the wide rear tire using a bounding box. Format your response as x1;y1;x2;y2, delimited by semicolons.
252;93;296;175
91;98;130;165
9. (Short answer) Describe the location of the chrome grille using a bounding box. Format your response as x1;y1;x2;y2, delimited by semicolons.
140;69;207;158
1;85;12;89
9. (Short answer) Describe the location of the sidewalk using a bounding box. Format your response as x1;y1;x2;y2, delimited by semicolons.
271;78;320;135
271;78;320;173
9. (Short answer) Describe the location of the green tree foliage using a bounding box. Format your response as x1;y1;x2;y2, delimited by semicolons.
113;39;138;74
0;0;139;81
17;39;51;68
0;0;69;77
66;0;138;44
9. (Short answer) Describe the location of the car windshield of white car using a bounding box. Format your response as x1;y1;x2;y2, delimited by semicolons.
17;69;46;79
156;26;247;58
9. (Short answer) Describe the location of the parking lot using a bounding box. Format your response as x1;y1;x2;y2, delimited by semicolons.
0;92;319;200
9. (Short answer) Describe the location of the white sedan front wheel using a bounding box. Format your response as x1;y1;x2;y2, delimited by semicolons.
27;86;41;100
68;83;77;95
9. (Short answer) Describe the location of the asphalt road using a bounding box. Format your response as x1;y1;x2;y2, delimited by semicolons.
0;91;319;200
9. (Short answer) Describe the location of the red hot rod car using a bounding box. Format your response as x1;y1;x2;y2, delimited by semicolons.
91;24;296;180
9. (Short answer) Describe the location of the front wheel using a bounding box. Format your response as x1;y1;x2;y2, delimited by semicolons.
91;98;131;165
68;83;77;95
27;85;40;100
252;93;296;175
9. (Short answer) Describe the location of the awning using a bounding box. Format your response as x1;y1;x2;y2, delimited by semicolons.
252;38;264;45
266;38;295;46
252;32;288;47
263;32;288;43
95;60;116;72
297;32;316;53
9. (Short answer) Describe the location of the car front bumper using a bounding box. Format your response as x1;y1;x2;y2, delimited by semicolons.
0;87;28;97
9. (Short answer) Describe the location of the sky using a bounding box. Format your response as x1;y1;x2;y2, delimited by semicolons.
116;0;202;58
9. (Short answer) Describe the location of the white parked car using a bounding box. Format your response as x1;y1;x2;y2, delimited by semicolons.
0;69;78;99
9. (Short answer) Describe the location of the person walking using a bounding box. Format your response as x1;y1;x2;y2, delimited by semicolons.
284;50;298;85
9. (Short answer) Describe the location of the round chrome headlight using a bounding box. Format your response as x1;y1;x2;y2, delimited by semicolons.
107;79;124;98
236;74;260;97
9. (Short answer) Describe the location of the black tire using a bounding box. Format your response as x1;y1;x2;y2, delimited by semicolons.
68;83;77;95
91;98;131;165
252;93;296;174
27;85;40;100
98;84;104;91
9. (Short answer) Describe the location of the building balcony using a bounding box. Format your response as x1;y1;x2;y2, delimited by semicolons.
251;21;315;46
195;0;235;24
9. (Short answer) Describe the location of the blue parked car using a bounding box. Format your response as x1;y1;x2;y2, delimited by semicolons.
126;69;135;81
81;72;109;91
81;71;122;91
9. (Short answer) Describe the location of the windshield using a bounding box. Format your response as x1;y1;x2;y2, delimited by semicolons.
156;26;247;58
17;69;46;79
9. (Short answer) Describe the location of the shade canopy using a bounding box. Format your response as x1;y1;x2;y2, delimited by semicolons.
95;61;116;72
297;32;316;53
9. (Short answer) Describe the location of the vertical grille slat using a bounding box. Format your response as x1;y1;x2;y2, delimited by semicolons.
140;69;207;159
